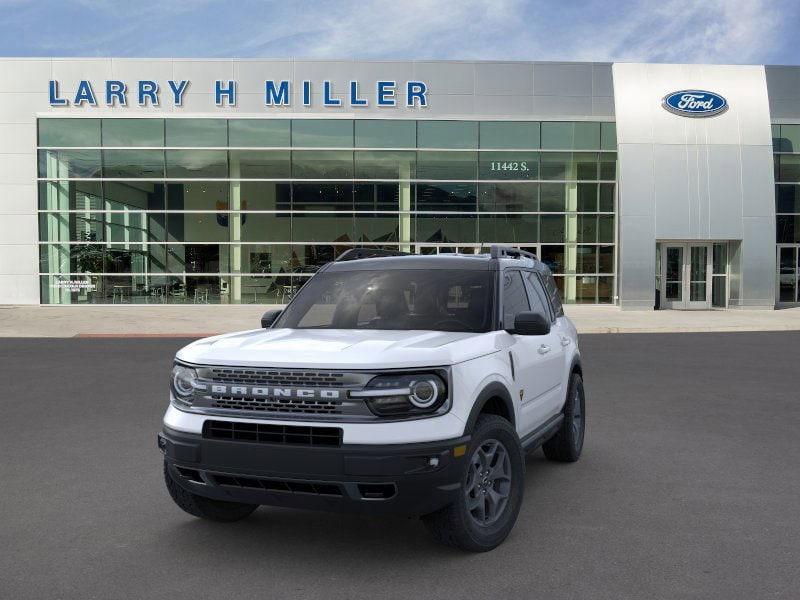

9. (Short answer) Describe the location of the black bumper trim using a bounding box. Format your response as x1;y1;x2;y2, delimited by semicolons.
160;426;470;516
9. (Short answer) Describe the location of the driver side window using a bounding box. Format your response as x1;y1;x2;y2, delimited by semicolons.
502;271;530;329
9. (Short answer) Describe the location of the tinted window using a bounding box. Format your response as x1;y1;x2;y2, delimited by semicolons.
166;119;227;147
355;120;416;148
291;120;353;147
523;271;552;321
39;119;100;147
229;119;290;147
277;269;495;332
479;121;540;149
103;119;164;147
502;271;530;328
540;268;564;317
417;121;478;149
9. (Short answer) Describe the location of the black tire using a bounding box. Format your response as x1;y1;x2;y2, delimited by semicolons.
542;372;585;462
422;415;524;552
163;462;258;522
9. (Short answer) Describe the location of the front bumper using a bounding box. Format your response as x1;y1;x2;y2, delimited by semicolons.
159;426;470;516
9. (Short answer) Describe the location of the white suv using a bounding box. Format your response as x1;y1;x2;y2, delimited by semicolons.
159;245;585;551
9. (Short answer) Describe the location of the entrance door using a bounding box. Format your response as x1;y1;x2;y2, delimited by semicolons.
660;243;712;309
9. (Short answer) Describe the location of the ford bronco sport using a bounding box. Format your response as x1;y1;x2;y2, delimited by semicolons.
159;245;585;551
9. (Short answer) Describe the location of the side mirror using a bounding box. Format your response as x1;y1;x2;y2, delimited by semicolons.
508;311;550;336
261;309;283;329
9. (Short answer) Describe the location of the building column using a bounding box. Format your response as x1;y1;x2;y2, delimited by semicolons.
399;161;412;252
229;158;242;304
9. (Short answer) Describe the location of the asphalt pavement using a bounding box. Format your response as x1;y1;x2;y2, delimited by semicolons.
1;333;799;599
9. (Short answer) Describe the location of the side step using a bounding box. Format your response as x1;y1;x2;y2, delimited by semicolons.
520;414;564;453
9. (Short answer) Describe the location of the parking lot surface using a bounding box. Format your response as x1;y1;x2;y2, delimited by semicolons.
1;332;799;599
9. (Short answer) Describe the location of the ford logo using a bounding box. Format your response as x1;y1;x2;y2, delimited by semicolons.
662;90;728;117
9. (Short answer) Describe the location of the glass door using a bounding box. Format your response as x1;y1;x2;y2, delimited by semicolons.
661;245;685;309
659;242;712;309
777;245;798;304
686;245;711;309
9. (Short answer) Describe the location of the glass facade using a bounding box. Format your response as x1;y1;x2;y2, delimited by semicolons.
37;118;617;304
774;124;800;303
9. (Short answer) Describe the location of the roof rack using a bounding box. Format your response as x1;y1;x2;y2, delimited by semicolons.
489;245;538;261
335;248;411;262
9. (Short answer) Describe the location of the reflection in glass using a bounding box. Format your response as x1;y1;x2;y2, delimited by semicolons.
478;214;538;243
417;121;478;149
416;151;477;180
355;213;400;243
166;150;227;178
103;119;164;147
478;183;538;212
165;119;227;147
577;183;598;212
355;120;416;148
540;215;566;243
229;150;290;178
229;120;290;147
354;151;415;179
292;213;355;243
103;149;164;178
479;122;540;149
415;214;477;243
292;150;353;179
292;120;353;147
39;181;104;210
540;153;570;180
39;119;100;147
38;149;102;178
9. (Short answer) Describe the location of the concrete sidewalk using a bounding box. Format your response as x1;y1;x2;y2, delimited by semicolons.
3;304;800;337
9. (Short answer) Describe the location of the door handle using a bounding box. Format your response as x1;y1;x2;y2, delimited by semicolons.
537;344;551;355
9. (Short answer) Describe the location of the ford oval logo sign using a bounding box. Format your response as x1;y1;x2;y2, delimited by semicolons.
662;90;728;117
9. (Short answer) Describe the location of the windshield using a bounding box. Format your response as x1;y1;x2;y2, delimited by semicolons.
275;269;496;332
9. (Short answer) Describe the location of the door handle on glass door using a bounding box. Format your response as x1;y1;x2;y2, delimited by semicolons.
537;344;551;355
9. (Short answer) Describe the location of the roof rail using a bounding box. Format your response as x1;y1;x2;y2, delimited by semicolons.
489;245;538;261
335;248;411;262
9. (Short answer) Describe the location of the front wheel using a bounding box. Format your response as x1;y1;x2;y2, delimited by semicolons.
164;462;258;522
542;372;585;462
422;415;524;552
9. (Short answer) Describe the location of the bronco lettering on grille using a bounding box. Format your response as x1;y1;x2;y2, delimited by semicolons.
209;384;342;400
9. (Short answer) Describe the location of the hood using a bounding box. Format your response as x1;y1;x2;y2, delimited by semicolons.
176;328;501;369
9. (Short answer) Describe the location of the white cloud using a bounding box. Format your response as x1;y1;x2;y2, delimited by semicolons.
227;0;794;64
0;0;795;64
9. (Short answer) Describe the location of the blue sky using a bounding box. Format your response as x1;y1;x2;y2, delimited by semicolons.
1;0;798;65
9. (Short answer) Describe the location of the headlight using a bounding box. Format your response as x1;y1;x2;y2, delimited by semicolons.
171;363;198;406
351;372;448;418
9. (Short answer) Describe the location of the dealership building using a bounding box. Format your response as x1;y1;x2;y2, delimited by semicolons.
1;58;799;309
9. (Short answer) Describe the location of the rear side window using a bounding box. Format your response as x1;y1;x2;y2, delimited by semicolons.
502;271;530;328
541;268;564;317
522;271;552;321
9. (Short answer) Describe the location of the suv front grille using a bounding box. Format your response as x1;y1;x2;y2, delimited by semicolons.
207;368;348;387
210;395;343;415
203;420;343;447
189;367;375;421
